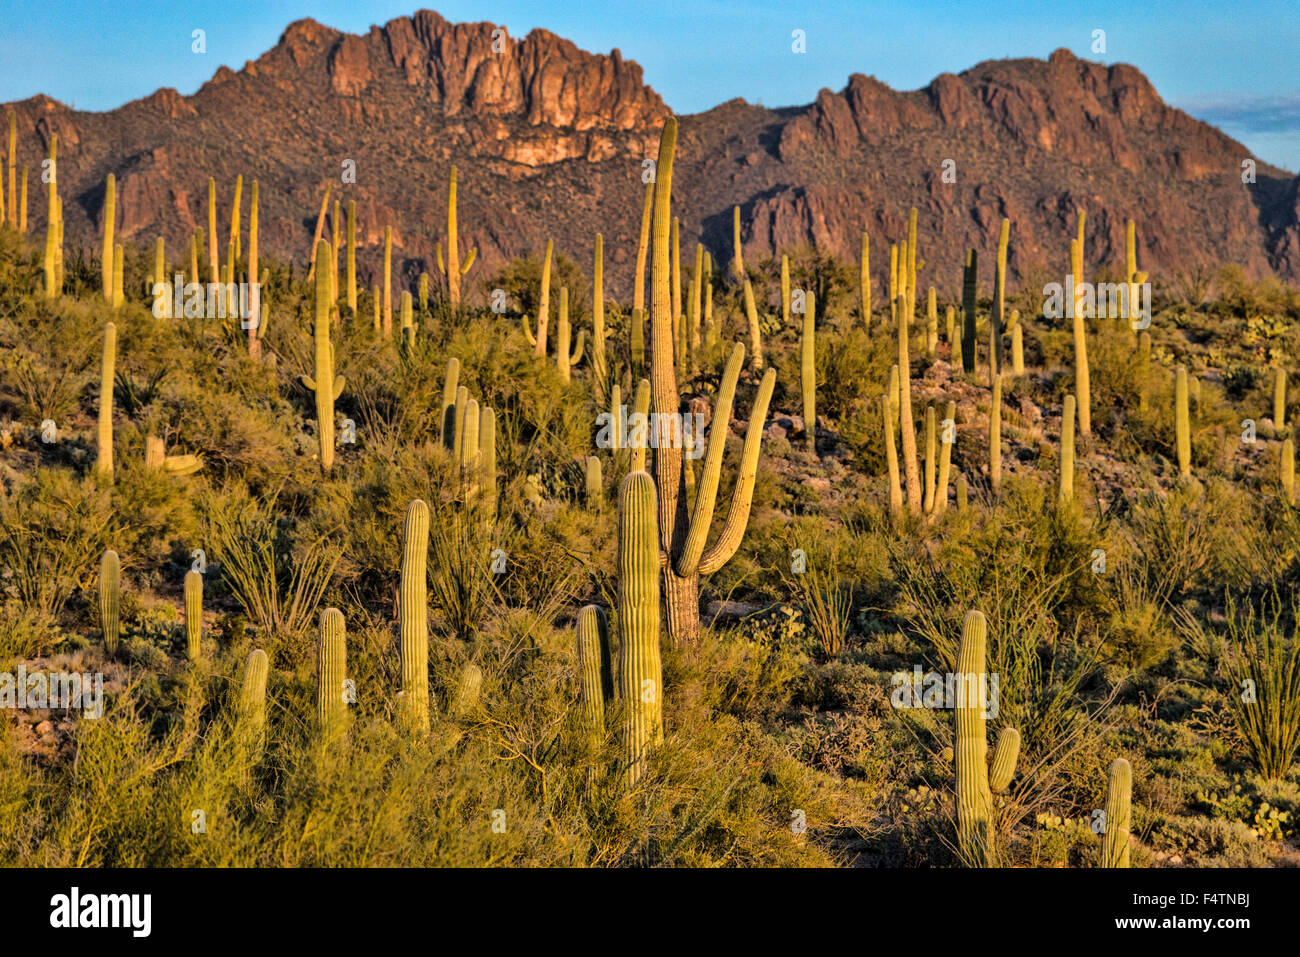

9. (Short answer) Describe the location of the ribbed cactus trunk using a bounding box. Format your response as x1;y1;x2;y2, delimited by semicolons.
383;226;393;338
556;287;573;382
99;549;120;657
922;405;936;512
731;204;743;279
576;605;613;746
96;322;116;478
399;499;430;733
630;378;650;473
316;608;347;737
248;181;260;358
112;243;124;309
184;569;202;661
440;358;460;448
479;406;497;513
535;238;553;357
1011;313;1024;375
781;255;790;328
1175;366;1191;478
346;200;357;314
989;374;1002;495
991;219;1009;377
957;474;969;512
898;291;922;514
237;648;269;752
1071;237;1092;436
1099;757;1132;868
450;663;482;717
592;233;608;402
618;472;662;787
1275;368;1287;429
926;287;938;357
1283;438;1295;504
207;177;219;283
301;240;342;474
961;250;977;374
446;166;462;309
1060;394;1076;506
42;135;58;299
585;456;603;509
101;174;115;302
932;400;956;517
882;390;903;516
860;233;871;329
955;610;994;864
743;279;762;372
802;289;816;454
633;181;652;317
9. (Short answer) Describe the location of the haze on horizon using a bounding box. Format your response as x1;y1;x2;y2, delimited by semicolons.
2;0;1298;172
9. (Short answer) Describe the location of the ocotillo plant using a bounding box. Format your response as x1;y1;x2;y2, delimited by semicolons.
955;610;1020;867
399;499;430;733
648;116;776;647
299;241;344;474
96;322;116;478
101;173;115;302
576;604;613;746
99;549;120;657
802;289;816;454
961;250;977;374
184;569;202;661
236;649;269;751
1060;394;1076;506
439;166;477;310
1175;366;1191;478
882;391;903;516
1099;757;1132;868
316;608;348;737
618;471;662;786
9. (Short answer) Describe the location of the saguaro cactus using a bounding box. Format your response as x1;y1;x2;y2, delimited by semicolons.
1283;438;1295;504
316;608;348;737
1072;237;1092;437
989;375;1003;494
585;456;603;509
860;232;871;329
922;405;936;512
96;322;116;478
633;181;652;317
450;663;483;718
184;569;202;661
99;549;120;657
618;471;662;786
882;391;903;515
647;119;775;646
731;204;744;279
932;400;956;518
248;181;261;357
300;240;344;474
961;250;977;374
1060;394;1076;506
1099;757;1132;868
399;499;430;733
955;610;1019;867
383;226;393;337
346;199;357;314
576;604;613;745
101;174;115;302
42;135;58;298
1275;368;1287;429
479;406;498;512
236;648;269;747
1175;366;1191;478
898;290;922;513
207;177;219;283
991;219;1009;377
592;233;609;402
802;289;816;453
439;166;477;310
1010;310;1024;375
742;279;763;372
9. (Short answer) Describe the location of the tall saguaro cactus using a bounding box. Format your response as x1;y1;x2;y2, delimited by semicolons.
346;199;357;314
300;240;344;474
860;232;871;329
731;204;744;279
42;135;58;298
1071;237;1092;436
1175;366;1191;478
184;569;202;661
801;289;816;454
316;608;348;737
399;499;430;733
633;181;652;317
955;610;1020;867
97;322;116;478
99;549;120;657
898;288;922;513
535;239;553;357
1060;394;1076;506
647;118;776;646
237;649;269;749
576;604;613;745
618;471;662;786
101;174;115;302
961;250;977;374
440;166;477;309
1099;757;1133;868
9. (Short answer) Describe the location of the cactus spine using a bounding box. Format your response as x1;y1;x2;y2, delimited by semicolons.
316;608;347;736
184;569;202;661
101;174;115;301
801;289;816;453
96;322;116;477
1175;366;1191;478
955;610;1018;866
399;500;430;733
618;471;662;786
1060;394;1076;506
1100;757;1133;868
300;240;344;473
99;549;120;657
576;605;613;745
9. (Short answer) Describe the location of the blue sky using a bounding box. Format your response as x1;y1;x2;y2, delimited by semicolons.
3;0;1298;171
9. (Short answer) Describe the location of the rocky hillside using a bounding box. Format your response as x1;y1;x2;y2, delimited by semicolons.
3;9;1298;296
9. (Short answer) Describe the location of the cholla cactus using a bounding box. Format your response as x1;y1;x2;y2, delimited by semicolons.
299;240;345;474
99;549;121;657
184;569;202;661
1099;757;1133;868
